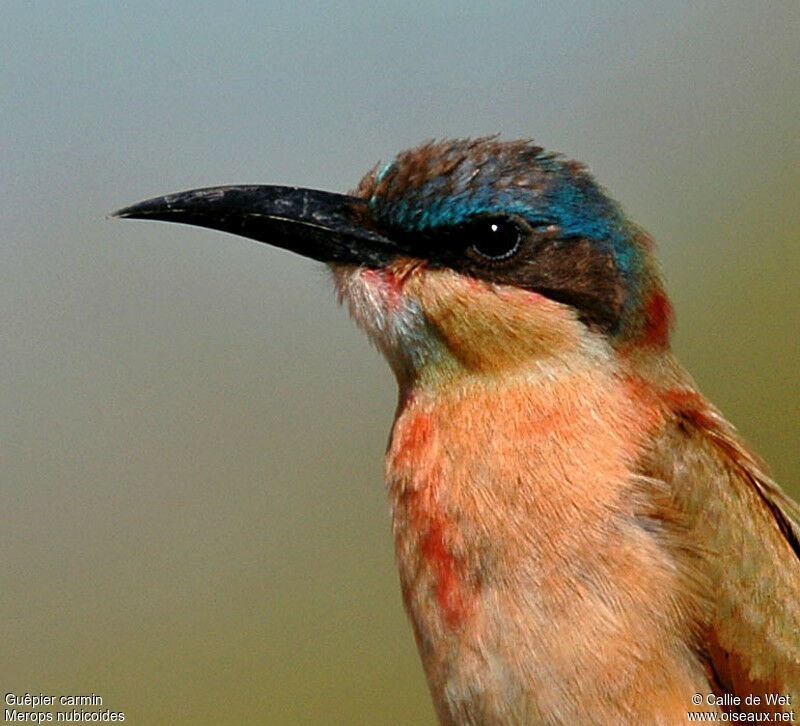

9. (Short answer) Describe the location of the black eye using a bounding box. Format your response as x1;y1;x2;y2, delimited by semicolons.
469;217;524;261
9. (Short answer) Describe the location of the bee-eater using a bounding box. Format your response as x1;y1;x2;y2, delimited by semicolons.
115;138;800;725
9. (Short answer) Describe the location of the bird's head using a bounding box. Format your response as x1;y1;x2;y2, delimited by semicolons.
115;138;672;388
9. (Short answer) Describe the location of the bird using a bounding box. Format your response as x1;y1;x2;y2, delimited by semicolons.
115;137;800;725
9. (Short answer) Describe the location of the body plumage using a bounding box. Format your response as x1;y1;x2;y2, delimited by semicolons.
117;137;800;724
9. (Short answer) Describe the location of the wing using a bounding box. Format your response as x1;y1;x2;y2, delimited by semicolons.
639;390;800;704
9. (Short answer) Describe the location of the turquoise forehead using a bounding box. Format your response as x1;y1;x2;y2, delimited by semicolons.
367;144;637;276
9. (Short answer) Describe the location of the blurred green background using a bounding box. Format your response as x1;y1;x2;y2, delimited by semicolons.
2;1;798;723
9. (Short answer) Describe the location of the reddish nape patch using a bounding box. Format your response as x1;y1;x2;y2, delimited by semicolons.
641;289;673;347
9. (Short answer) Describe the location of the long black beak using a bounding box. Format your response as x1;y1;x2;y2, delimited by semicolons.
112;185;399;267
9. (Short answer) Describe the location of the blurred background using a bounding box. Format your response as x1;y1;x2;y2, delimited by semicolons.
3;1;798;723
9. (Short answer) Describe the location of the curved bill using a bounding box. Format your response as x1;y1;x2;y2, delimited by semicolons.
112;185;399;267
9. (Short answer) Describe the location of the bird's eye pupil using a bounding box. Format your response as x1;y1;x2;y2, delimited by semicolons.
471;218;522;260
